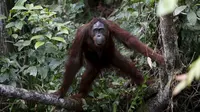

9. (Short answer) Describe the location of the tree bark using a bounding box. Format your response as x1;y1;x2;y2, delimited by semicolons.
0;84;82;111
0;0;13;55
138;14;182;112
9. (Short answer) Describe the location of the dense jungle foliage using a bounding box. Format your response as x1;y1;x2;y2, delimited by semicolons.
0;0;200;111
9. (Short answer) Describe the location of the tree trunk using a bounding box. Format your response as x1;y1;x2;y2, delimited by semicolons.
0;0;13;55
138;14;182;112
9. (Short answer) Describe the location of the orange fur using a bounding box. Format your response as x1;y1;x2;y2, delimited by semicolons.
54;18;164;99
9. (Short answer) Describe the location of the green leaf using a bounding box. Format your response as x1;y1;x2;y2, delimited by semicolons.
127;8;134;12
5;22;15;28
14;40;24;51
38;66;48;79
28;14;38;21
52;37;66;43
173;57;200;96
33;5;43;10
187;10;197;25
24;66;37;76
173;80;187;96
45;32;52;39
15;0;27;6
34;41;45;49
173;5;187;16
31;27;43;34
36;54;45;64
15;21;24;30
0;15;7;20
12;6;27;10
0;73;9;83
45;42;58;53
31;35;43;40
56;30;69;35
14;40;31;51
25;4;34;10
112;82;120;86
157;0;178;16
14;40;24;47
189;57;200;80
23;40;31;46
11;34;18;39
49;59;63;70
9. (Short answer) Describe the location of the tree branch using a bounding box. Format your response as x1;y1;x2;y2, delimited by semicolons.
138;14;182;112
0;84;82;111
